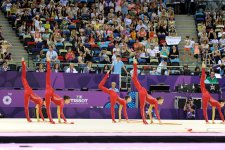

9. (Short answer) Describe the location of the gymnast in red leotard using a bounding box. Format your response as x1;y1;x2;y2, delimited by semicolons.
201;62;225;124
45;57;73;124
132;58;164;124
98;70;129;123
21;57;44;122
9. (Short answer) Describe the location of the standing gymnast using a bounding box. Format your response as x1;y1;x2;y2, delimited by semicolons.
21;57;44;122
45;57;73;124
132;58;164;124
201;62;225;123
98;70;129;123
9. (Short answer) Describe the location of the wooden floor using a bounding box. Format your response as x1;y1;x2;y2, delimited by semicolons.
0;119;225;135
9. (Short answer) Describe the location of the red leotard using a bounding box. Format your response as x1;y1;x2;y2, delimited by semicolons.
45;61;56;123
21;61;44;122
45;61;67;123
209;98;225;122
98;73;128;122
51;94;67;122
200;68;211;122
132;64;160;124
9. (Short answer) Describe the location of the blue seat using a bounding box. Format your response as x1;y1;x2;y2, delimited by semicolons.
68;25;76;30
80;0;87;3
84;43;91;49
170;58;180;63
113;33;120;38
92;57;100;63
42;48;49;52
36;42;44;49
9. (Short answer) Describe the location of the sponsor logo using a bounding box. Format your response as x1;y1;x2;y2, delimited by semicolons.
3;95;12;105
70;95;88;104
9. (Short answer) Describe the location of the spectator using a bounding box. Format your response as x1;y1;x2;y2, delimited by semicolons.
183;98;196;120
182;64;191;75
65;48;75;62
99;49;110;64
146;45;157;58
83;61;94;73
130;67;141;76
46;46;59;63
36;63;45;72
52;63;61;73
219;34;225;47
194;66;201;75
184;36;192;61
110;55;128;75
157;59;168;75
205;71;218;84
160;42;170;59
3;48;12;62
169;46;179;60
101;64;109;74
109;82;119;93
193;43;200;63
150;67;160;75
65;63;78;73
218;55;225;66
78;52;86;73
0;61;10;71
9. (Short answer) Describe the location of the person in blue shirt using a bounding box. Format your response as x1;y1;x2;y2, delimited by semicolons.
109;82;119;93
110;55;128;75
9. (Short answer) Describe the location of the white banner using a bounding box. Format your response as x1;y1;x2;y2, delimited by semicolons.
166;36;181;45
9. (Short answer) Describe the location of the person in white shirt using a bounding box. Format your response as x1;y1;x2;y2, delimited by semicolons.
124;14;132;26
219;34;225;47
147;45;159;57
65;63;78;73
135;20;147;31
46;46;59;63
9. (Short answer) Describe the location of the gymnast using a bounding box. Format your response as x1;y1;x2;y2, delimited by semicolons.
21;57;44;122
201;62;225;123
45;57;73;124
132;58;164;124
98;70;129;123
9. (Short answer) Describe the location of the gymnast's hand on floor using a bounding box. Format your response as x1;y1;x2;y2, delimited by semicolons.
143;120;148;125
220;121;225;124
158;120;162;125
50;120;55;124
63;121;74;124
126;120;130;123
27;119;32;122
112;120;117;123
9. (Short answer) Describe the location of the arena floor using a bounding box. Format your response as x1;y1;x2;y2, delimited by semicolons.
0;119;225;135
0;143;225;150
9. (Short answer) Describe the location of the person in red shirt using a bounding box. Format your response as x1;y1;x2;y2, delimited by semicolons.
98;71;129;123
201;62;225;123
132;58;164;124
21;57;44;122
45;57;73;124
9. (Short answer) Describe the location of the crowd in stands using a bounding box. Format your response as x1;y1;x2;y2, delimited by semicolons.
195;8;225;76
1;0;224;78
0;0;184;75
0;24;13;71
